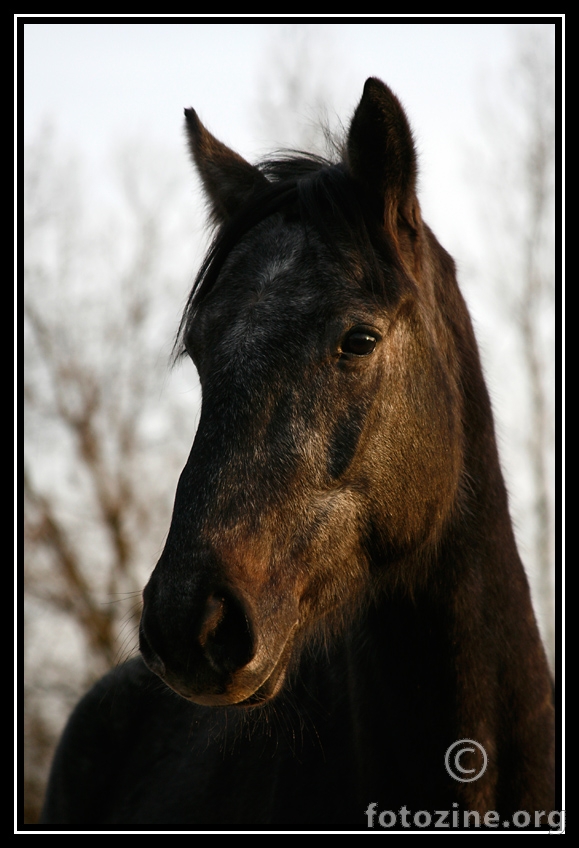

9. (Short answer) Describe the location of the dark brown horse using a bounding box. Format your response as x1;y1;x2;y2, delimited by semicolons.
41;78;555;829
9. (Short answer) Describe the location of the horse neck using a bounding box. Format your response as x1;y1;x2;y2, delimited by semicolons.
334;269;555;811
340;511;554;812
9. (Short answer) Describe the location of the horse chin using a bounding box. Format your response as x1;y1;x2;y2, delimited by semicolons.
177;670;285;709
164;621;299;709
220;667;287;709
235;638;295;708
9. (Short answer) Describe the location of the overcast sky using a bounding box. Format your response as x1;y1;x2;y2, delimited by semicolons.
22;19;559;260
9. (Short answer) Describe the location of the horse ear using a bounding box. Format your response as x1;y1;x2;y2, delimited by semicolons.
347;78;421;249
184;108;269;225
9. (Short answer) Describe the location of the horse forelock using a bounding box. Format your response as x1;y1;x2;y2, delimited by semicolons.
175;154;408;362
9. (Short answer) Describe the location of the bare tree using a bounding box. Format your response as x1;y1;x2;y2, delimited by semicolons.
23;129;199;822
468;25;555;665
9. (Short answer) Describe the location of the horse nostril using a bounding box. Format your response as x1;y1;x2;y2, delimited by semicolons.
198;590;254;674
198;594;226;649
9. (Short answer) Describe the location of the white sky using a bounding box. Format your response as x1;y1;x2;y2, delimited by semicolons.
22;19;555;259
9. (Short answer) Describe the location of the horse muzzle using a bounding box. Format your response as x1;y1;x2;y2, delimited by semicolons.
139;574;299;707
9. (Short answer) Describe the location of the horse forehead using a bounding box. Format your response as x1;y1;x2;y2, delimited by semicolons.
211;235;326;326
220;266;321;355
256;251;301;290
229;220;316;287
195;221;373;369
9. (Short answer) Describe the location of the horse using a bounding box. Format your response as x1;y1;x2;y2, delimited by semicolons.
40;78;555;829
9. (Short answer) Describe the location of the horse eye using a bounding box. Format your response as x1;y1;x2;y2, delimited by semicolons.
341;330;378;357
